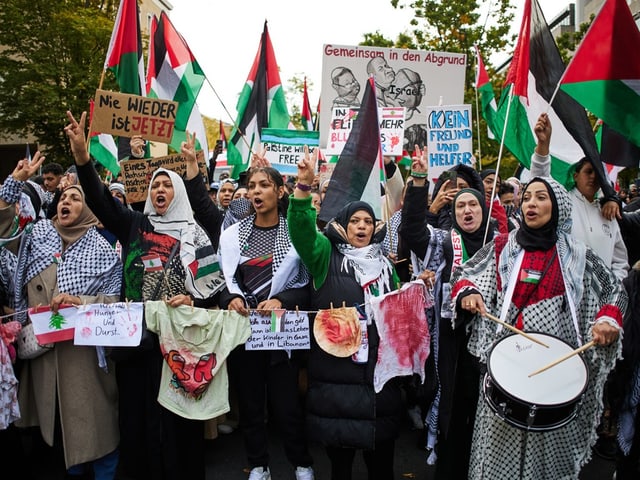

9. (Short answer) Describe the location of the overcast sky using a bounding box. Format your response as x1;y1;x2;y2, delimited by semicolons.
168;0;569;122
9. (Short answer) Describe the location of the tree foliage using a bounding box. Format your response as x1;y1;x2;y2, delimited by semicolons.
0;0;118;165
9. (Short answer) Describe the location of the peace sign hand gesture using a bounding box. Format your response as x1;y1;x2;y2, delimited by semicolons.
294;146;317;198
11;151;45;182
64;111;91;165
410;144;428;186
182;131;200;180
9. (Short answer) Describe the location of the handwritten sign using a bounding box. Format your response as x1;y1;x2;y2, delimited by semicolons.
245;310;311;351
121;151;206;203
261;129;320;175
325;107;405;156
92;89;178;143
74;302;144;347
425;104;473;192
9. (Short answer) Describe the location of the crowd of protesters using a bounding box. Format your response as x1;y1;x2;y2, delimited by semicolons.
0;108;638;480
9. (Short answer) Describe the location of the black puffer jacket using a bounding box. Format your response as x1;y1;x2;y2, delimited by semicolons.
305;248;403;450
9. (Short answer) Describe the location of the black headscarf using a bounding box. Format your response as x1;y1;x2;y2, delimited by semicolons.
325;200;386;246
516;179;559;252
451;188;489;258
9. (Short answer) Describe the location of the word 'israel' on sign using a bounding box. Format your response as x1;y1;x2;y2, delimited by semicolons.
425;104;474;193
245;310;311;351
92;89;178;144
261;129;320;175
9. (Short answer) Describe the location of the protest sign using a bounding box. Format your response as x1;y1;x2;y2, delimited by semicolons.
425;105;474;191
92;89;178;143
321;45;466;153
325;107;405;156
74;302;144;347
121;151;206;203
261;129;320;175
245;310;310;350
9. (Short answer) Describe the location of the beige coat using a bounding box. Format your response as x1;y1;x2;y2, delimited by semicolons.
15;265;120;468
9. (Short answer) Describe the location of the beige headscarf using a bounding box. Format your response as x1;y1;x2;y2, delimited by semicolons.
52;185;99;249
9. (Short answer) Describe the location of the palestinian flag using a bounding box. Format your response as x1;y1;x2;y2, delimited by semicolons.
227;21;290;178
104;0;145;95
595;119;640;168
88;99;120;176
475;45;498;140
270;309;286;333
302;77;314;131
319;77;384;223
219;119;227;149
147;12;208;157
560;0;640;148
493;0;613;196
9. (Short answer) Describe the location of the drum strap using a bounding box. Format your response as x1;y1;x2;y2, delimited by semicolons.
499;248;558;330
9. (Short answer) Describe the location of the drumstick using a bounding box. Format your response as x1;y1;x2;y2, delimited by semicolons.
483;313;549;348
528;340;596;378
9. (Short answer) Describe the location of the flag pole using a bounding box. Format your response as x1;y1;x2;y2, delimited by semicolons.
85;69;107;150
474;72;483;170
483;88;515;244
203;76;256;156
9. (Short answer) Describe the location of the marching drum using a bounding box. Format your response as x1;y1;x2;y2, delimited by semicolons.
483;332;589;432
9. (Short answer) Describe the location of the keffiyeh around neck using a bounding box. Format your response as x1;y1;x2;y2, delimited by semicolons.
143;168;214;299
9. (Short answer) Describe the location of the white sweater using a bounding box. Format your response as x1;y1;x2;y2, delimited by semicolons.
530;152;629;281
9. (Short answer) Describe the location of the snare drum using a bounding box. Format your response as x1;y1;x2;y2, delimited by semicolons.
483;332;588;432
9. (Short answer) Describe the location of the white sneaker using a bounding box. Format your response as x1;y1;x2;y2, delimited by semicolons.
295;466;315;480
217;423;234;434
248;466;271;480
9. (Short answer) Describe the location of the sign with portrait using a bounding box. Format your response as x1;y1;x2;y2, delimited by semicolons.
320;45;466;154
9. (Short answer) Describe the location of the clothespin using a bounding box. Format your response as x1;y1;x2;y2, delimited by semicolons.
342;301;346;309
295;305;300;316
190;300;194;313
330;302;334;310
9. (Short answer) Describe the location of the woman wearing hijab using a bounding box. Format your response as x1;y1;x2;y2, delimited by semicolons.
216;164;314;480
288;148;404;480
0;156;122;479
451;177;625;479
426;163;484;231
65;112;225;480
399;151;496;477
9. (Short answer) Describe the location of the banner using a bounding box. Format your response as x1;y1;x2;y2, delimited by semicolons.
261;129;320;175
92;89;178;143
320;45;466;152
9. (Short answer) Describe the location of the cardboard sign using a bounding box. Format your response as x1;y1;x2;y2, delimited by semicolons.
261;129;320;175
121;151;206;203
92;89;178;143
245;310;311;350
325;107;405;156
74;302;144;347
425;104;474;192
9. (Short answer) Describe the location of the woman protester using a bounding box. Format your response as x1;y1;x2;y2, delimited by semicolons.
451;176;626;479
0;154;122;479
186;149;314;480
288;147;405;480
65;111;225;480
399;149;496;478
